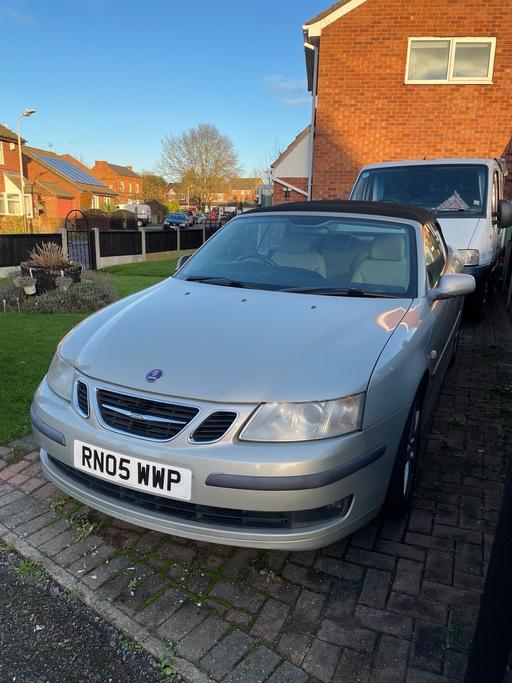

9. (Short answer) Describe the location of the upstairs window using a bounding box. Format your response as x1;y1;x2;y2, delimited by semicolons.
129;182;132;192
406;37;496;84
135;183;139;193
0;142;4;165
120;181;125;192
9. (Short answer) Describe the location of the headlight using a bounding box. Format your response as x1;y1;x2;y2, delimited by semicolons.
458;249;479;266
47;353;75;401
239;394;365;442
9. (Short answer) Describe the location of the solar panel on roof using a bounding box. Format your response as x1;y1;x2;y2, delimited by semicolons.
34;154;107;187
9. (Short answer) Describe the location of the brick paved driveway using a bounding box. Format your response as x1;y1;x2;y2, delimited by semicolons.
1;294;511;683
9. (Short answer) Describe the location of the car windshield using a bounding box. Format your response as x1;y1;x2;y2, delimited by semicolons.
351;164;488;216
167;213;185;220
175;214;417;297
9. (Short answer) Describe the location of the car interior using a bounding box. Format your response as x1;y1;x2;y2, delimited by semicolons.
266;227;409;290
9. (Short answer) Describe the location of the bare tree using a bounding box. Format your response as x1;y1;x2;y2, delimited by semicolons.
158;124;241;209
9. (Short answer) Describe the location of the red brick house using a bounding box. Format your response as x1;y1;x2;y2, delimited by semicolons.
25;147;117;218
90;161;142;204
0;124;35;222
275;0;512;200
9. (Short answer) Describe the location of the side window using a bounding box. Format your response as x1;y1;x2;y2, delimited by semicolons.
491;171;499;213
423;224;446;288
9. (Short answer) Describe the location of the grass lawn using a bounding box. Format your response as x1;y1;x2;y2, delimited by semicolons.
0;313;84;443
0;257;178;444
102;258;178;278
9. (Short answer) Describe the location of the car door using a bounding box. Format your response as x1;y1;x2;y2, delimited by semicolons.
424;222;460;395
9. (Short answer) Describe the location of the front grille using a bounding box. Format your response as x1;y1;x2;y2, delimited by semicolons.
48;455;352;530
191;411;237;443
76;381;89;417
96;389;199;441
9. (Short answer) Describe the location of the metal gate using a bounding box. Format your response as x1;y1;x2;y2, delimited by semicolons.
66;230;95;269
64;209;96;269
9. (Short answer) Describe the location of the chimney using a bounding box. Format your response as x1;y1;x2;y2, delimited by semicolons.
126;165;133;170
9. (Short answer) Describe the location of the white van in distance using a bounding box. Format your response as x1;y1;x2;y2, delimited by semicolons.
350;158;512;318
116;203;152;227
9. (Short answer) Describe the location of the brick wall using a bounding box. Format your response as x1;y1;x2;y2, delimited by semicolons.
273;178;308;204
91;161;142;204
312;0;512;199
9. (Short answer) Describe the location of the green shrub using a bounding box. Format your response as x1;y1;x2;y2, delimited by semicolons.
23;278;117;314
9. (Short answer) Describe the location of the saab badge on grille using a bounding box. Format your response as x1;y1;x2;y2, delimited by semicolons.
146;368;163;383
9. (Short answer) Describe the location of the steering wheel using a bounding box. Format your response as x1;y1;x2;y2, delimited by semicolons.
236;254;276;267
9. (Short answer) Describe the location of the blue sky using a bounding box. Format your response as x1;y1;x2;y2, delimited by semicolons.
1;0;327;176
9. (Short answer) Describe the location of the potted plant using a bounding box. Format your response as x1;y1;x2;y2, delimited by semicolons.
18;275;37;295
20;243;82;294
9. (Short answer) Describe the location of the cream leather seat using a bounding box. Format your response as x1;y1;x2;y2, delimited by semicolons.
273;233;326;278
319;233;368;280
351;235;408;289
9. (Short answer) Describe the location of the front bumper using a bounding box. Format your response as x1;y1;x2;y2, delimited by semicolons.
463;263;492;285
31;376;408;550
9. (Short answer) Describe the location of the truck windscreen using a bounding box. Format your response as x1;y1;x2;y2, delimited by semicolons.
351;164;488;217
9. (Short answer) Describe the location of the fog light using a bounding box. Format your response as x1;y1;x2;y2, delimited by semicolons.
290;495;353;528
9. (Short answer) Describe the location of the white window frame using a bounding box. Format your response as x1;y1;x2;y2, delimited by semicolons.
405;37;496;84
0;142;4;165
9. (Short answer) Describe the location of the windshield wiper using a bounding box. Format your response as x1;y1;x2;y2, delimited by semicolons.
185;275;248;288
282;287;393;298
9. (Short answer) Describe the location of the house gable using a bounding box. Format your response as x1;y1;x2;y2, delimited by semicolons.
304;0;369;37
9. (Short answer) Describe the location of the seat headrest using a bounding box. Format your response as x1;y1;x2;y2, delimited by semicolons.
371;235;405;261
278;232;315;254
320;233;353;251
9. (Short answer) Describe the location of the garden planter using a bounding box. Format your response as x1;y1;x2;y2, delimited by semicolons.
20;262;82;295
23;283;36;295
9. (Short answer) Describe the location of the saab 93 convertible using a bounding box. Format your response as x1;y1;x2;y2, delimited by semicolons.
31;201;474;550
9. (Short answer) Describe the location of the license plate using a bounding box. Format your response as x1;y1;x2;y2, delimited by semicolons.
73;440;192;501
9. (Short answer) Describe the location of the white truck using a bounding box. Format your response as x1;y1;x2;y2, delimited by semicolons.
116;203;152;227
350;158;512;318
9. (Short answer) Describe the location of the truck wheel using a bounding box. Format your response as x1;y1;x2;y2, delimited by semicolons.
384;392;423;515
465;282;487;322
137;219;142;227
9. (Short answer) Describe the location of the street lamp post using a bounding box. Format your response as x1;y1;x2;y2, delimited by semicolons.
16;109;36;233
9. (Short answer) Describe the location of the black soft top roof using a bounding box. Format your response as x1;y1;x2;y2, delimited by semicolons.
244;200;435;226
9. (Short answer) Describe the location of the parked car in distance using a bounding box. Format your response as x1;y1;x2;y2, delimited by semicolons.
195;212;207;224
31;200;475;550
163;212;189;230
350;157;512;318
116;203;152;227
183;210;195;226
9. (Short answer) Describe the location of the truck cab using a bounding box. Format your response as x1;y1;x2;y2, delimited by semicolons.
350;158;512;317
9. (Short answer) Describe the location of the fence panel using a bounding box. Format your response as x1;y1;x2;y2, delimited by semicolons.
0;233;63;268
99;231;142;257
180;228;204;251
146;230;177;254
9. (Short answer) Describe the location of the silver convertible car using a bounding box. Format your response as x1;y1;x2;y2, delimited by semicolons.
31;201;475;550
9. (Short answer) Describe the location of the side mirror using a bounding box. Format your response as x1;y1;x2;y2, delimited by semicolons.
176;254;191;271
431;273;475;301
498;200;512;230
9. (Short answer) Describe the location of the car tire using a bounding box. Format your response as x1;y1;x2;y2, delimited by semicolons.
137;219;142;227
384;391;423;516
449;326;460;367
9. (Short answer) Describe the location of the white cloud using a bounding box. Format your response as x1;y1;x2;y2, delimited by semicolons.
282;97;310;106
263;75;309;105
2;3;34;24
